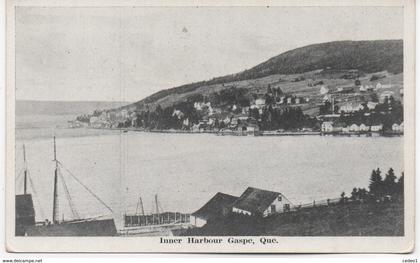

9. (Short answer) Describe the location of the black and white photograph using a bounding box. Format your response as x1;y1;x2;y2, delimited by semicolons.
5;0;415;253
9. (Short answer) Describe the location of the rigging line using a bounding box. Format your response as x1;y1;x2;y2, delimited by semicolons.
15;167;24;182
57;167;80;220
157;200;164;214
27;171;46;220
57;161;114;214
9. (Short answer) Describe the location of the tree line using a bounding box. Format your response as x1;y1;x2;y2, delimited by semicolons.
340;168;404;203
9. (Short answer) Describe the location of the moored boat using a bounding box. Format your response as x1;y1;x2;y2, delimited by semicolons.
17;137;117;236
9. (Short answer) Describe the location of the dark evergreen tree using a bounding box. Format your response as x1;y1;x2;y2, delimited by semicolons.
369;168;383;199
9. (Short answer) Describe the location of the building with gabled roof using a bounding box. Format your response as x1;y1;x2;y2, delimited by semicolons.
191;192;238;227
231;187;292;217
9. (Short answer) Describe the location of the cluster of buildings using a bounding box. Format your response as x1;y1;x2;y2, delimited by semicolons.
86;109;135;129
190;187;293;227
321;121;404;134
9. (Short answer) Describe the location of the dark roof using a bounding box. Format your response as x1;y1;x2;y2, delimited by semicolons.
16;194;35;219
25;219;117;236
232;187;280;215
192;192;238;220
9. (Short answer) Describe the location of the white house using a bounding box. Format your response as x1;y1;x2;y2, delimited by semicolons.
340;103;364;113
321;121;334;133
371;123;383;132
379;91;395;103
359;123;369;132
89;116;99;125
246;123;260;134
392;123;400;132
172;109;184;119
320;86;329;95
295;98;301;104
223;116;231;124
349;123;360;132
190;192;238;227
367;102;378;110
231;187;293;217
392;122;404;132
255;98;266;108
287;97;292;104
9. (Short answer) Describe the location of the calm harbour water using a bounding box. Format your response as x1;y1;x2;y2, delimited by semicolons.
15;127;403;228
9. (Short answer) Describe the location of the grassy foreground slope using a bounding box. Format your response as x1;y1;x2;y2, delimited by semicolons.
179;200;403;236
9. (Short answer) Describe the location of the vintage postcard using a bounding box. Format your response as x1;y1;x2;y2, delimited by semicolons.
5;0;415;253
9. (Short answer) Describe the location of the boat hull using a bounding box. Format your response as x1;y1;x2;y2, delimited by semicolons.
24;219;117;236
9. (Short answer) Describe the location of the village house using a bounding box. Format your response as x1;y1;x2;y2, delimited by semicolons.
223;116;231;124
182;118;189;129
89;116;99;125
190;192;238;227
359;123;369;132
339;103;363;113
194;101;205;111
321;121;334;133
231;187;293;217
370;121;383;132
379;91;395;103
287;97;292;104
246;123;260;134
320;86;329;95
392;122;404;132
367;101;378;111
172;109;184;119
349;123;360;132
255;98;266;108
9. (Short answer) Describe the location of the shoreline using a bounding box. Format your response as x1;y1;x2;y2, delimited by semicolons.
86;127;404;137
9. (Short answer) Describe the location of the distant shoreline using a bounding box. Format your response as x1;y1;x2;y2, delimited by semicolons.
85;127;403;137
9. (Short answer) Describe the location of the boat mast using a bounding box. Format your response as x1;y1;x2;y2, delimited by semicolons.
52;136;59;224
139;197;145;216
23;144;27;195
155;194;160;224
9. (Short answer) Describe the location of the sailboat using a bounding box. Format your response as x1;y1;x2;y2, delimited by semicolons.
15;144;36;236
21;137;117;236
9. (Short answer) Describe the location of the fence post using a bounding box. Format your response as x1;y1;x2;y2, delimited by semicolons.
313;200;316;207
327;199;330;206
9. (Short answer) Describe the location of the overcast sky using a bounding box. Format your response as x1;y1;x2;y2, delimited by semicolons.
16;6;403;102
